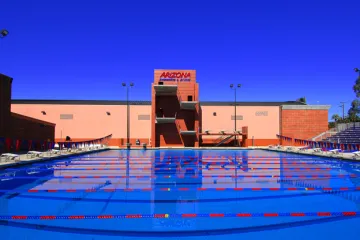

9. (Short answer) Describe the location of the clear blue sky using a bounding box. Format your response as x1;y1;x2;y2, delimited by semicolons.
1;0;360;119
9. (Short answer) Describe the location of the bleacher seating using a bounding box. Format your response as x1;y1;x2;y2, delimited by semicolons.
325;126;360;144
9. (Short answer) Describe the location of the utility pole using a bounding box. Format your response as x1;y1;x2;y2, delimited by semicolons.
340;102;345;120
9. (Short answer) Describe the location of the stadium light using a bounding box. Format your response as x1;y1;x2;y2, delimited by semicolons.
122;82;134;148
0;29;9;38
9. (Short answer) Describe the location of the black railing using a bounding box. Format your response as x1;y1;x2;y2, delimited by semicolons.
156;112;177;119
215;135;234;147
213;135;226;143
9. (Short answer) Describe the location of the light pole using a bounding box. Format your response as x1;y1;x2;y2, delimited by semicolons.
122;82;134;148
0;29;9;38
340;102;345;120
230;84;241;146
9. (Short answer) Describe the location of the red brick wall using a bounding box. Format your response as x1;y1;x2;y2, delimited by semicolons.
281;109;328;142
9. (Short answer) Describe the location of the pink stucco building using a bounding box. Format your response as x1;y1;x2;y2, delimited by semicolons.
5;69;330;147
11;100;329;147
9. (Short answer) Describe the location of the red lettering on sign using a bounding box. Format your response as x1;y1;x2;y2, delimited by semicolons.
160;72;191;78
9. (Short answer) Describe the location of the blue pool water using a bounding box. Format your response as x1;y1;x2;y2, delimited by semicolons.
1;149;360;239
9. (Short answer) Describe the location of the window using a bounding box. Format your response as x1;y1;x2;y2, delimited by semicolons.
255;111;268;116
231;115;243;120
159;81;164;85
60;114;73;120
138;114;150;120
187;95;193;101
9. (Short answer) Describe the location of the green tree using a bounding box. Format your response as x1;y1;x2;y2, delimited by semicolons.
353;75;360;97
296;97;306;104
348;99;360;121
328;122;336;129
331;114;341;122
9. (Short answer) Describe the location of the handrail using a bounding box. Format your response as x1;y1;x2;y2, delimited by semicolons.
336;122;360;132
156;112;177;118
215;135;234;146
178;90;183;103
311;130;337;141
177;87;196;103
57;134;112;148
311;122;360;141
213;135;226;143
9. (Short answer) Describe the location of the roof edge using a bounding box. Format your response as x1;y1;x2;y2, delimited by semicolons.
11;99;309;106
281;105;331;110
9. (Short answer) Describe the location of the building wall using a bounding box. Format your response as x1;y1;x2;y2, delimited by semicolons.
1;74;55;153
11;104;151;146
280;105;330;142
201;106;280;146
151;69;200;147
10;113;55;141
10;103;330;147
0;74;12;138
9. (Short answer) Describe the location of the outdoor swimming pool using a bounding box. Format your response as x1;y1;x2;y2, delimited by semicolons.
0;149;360;239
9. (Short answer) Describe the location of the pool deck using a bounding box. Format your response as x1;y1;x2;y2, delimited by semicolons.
0;147;110;169
1;146;359;171
109;146;253;150
111;145;360;162
264;146;360;162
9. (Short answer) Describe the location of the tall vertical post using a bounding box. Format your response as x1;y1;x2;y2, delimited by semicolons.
127;85;130;146
340;102;345;120
234;87;237;146
122;82;133;148
230;84;241;147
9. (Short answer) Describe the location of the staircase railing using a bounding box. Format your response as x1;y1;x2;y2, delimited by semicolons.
336;122;360;132
311;123;360;141
311;128;337;141
177;88;196;103
215;135;234;146
177;90;183;103
213;135;226;143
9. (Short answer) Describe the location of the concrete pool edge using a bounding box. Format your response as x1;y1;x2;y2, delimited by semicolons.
0;148;110;170
2;146;359;171
108;146;260;150
263;148;360;163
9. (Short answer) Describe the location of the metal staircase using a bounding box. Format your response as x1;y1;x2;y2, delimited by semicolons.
215;135;234;146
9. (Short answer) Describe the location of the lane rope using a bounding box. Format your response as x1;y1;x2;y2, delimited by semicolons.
1;174;356;180
2;211;359;220
1;186;359;193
